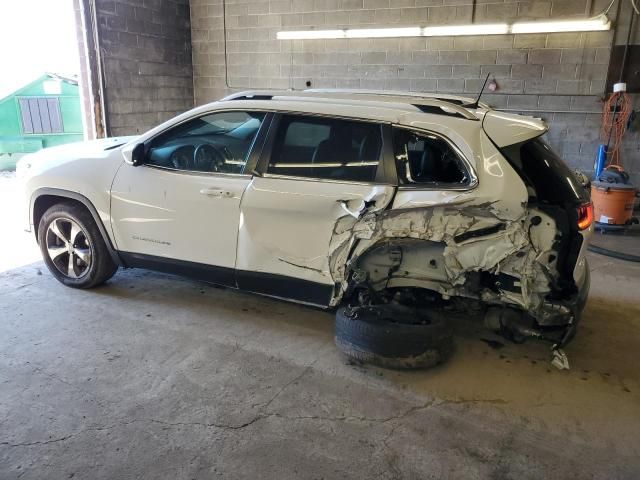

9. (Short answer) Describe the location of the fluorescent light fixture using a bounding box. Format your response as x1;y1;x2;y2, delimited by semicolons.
423;24;509;36
276;16;611;40
512;15;610;34
276;29;345;39
346;27;422;38
276;27;421;39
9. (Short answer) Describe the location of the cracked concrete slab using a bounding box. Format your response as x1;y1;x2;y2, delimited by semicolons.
1;260;640;479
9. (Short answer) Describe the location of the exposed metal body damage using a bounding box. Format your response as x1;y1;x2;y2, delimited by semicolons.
326;199;559;326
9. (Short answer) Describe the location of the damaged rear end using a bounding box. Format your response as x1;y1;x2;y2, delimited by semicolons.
338;110;592;348
487;111;593;345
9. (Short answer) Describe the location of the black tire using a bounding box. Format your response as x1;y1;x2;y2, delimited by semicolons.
335;304;454;370
38;202;118;288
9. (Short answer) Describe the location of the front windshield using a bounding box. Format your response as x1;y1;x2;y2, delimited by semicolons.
177;111;259;138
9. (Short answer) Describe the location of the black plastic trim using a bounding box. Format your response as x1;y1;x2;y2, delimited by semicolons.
255;112;281;175
244;111;274;174
380;124;398;185
413;104;472;120
31;188;123;266
118;252;333;306
237;270;333;306
119;252;236;287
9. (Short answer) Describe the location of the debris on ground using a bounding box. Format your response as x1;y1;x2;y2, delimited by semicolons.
551;348;570;370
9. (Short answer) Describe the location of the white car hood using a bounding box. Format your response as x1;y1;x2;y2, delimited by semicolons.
16;136;139;180
17;136;138;169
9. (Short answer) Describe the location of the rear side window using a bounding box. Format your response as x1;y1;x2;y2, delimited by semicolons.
393;128;469;185
267;115;382;182
500;138;589;205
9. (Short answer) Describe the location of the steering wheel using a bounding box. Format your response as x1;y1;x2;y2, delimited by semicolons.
194;144;234;173
193;144;217;172
170;146;194;170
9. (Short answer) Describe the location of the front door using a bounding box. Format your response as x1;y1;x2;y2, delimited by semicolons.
236;113;395;305
110;110;270;284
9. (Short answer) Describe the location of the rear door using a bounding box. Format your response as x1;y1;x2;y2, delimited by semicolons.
236;113;396;306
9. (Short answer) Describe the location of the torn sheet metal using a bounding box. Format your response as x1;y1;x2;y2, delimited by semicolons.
326;199;559;323
236;176;396;287
551;348;570;370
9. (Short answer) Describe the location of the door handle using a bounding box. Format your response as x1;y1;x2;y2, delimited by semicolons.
200;188;233;198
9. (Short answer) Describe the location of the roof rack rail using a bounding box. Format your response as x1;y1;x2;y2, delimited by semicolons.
305;88;490;109
225;93;274;101
221;90;480;121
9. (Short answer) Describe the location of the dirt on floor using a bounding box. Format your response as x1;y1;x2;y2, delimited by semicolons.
1;173;639;479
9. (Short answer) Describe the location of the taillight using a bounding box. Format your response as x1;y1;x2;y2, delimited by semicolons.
576;202;593;230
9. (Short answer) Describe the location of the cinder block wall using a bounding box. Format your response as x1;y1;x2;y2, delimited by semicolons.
95;0;194;136
190;0;640;183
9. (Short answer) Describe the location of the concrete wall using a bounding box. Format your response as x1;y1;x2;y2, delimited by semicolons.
611;3;640;184
73;0;94;140
190;0;640;183
95;0;194;136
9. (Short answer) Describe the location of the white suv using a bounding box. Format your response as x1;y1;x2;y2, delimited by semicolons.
18;90;592;351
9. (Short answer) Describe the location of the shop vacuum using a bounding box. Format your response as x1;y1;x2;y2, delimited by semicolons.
591;164;638;230
593;81;638;231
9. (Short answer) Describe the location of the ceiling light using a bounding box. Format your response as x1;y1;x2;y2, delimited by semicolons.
276;29;346;39
346;27;422;38
422;24;509;36
511;15;610;34
276;16;611;40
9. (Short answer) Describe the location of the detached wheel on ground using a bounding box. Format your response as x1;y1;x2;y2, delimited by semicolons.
335;304;454;370
38;202;118;288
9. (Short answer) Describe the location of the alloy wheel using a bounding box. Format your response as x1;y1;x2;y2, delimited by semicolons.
45;217;93;279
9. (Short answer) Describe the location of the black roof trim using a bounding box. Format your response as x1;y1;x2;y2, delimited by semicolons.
412;104;472;119
221;91;478;121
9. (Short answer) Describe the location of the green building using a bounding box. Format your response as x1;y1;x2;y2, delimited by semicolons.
0;73;84;170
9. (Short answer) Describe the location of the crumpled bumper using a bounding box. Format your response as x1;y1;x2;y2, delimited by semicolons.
537;261;590;347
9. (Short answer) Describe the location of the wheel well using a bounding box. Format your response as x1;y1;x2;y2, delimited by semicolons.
31;191;122;266
32;195;86;243
351;238;449;290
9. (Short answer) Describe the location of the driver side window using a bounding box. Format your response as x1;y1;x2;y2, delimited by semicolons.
146;111;266;174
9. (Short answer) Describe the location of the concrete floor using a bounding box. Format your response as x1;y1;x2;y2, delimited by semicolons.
1;172;640;479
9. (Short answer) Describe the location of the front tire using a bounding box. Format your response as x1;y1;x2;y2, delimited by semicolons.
38;202;118;288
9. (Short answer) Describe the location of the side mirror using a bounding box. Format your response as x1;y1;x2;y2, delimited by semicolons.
132;143;146;166
122;142;146;167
